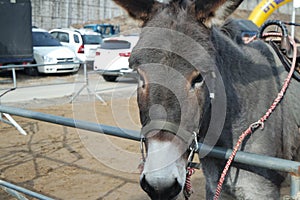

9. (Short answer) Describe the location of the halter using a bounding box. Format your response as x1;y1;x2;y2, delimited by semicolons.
139;87;213;165
140;120;199;165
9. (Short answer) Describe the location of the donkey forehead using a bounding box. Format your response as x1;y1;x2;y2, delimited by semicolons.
130;10;215;75
131;37;214;75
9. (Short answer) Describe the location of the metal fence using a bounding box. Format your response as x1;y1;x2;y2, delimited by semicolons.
0;105;299;199
0;62;83;91
0;180;54;200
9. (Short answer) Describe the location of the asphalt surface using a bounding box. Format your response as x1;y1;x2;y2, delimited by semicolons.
0;67;138;106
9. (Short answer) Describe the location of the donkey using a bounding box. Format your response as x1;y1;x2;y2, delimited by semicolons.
113;0;300;199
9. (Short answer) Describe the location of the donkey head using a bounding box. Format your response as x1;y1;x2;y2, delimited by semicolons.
113;0;242;199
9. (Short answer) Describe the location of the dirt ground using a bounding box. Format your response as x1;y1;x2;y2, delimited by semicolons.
0;95;206;200
0;92;292;200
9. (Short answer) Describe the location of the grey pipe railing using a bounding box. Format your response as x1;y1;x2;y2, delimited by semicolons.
0;62;82;70
0;180;54;200
0;105;299;198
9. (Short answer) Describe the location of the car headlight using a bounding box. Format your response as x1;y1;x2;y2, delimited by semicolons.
42;55;55;64
74;56;80;63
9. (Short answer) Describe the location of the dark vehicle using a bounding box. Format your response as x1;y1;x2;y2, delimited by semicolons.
84;24;120;38
0;0;33;68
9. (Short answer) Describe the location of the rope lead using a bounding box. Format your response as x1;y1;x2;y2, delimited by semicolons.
184;167;196;200
213;32;298;200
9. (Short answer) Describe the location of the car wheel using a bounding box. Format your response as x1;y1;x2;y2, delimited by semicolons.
102;75;117;82
24;63;39;76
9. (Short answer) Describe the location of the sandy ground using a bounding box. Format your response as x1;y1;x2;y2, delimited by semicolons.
0;94;206;200
0;92;292;200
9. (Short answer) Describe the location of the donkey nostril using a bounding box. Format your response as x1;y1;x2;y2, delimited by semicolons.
172;178;182;198
140;175;146;188
140;174;153;194
140;174;182;199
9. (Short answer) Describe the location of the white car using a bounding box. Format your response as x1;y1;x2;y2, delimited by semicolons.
49;28;102;63
24;28;80;75
93;35;139;82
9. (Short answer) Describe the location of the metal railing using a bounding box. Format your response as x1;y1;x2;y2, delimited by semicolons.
0;62;106;103
0;180;54;200
0;61;108;135
0;62;82;89
0;105;299;199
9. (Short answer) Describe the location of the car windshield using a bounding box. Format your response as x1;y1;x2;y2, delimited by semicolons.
100;40;130;49
82;35;102;45
32;31;62;47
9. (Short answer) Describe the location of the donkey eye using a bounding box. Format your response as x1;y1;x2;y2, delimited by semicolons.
191;75;204;90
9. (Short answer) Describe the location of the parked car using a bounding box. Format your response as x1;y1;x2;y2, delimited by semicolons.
49;28;102;63
93;35;139;82
84;24;120;38
24;28;80;75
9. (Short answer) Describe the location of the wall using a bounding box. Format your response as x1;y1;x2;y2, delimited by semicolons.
31;0;124;30
31;0;297;30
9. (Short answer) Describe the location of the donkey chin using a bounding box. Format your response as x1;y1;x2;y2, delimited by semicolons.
139;139;187;200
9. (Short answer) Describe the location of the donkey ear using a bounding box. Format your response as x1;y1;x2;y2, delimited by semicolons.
112;0;162;21
195;0;243;27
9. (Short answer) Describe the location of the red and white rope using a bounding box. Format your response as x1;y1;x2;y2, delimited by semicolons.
184;167;196;199
213;34;298;200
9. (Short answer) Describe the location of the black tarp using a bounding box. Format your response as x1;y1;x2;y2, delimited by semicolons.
0;0;33;63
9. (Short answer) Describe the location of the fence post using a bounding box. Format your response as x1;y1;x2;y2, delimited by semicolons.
291;174;300;199
12;67;17;88
69;62;106;104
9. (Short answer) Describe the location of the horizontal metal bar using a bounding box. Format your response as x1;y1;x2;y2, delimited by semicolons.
199;143;300;175
0;105;299;175
0;185;29;200
0;180;54;200
0;105;140;141
0;62;83;70
94;69;137;77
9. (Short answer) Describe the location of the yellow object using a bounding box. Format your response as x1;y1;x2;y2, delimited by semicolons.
248;0;292;27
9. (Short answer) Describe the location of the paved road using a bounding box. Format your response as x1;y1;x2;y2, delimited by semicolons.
0;67;137;105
